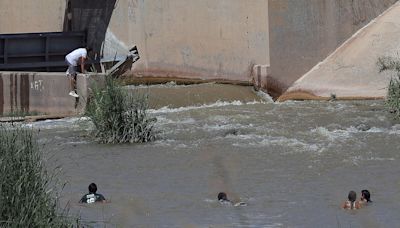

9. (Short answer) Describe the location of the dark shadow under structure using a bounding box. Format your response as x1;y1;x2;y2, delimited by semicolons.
63;0;117;57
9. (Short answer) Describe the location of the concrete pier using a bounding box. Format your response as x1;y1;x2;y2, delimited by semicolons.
0;72;102;116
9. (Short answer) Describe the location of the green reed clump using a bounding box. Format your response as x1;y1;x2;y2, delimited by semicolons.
0;126;71;227
378;56;400;119
86;76;156;144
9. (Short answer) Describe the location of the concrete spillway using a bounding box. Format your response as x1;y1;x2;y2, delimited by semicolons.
279;2;400;101
129;83;265;109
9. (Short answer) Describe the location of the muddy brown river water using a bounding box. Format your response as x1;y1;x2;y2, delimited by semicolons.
30;87;400;227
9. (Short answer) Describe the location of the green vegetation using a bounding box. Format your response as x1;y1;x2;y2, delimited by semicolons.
0;125;72;227
86;76;156;144
378;56;400;119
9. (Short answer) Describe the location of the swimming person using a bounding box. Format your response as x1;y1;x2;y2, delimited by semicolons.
218;192;232;204
360;189;372;204
342;190;361;210
79;183;106;204
217;192;247;206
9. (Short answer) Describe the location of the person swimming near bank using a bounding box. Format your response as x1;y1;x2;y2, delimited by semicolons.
342;190;361;210
79;183;106;204
360;189;372;205
218;192;247;206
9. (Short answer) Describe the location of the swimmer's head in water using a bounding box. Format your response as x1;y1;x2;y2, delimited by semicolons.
218;192;228;201
348;191;357;202
361;189;371;202
88;183;97;194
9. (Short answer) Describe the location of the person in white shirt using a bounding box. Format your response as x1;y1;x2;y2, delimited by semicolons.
65;47;92;97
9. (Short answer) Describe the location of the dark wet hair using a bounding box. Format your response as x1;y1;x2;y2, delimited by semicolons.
348;191;357;209
86;47;93;53
348;191;357;202
218;192;228;201
361;189;371;202
88;183;97;194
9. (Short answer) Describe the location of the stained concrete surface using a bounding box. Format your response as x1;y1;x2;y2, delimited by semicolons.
0;0;66;33
279;2;400;101
119;0;270;82
0;72;101;116
268;0;398;97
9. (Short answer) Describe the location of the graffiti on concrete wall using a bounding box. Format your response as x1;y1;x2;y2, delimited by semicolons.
1;72;84;116
30;80;44;92
128;0;138;22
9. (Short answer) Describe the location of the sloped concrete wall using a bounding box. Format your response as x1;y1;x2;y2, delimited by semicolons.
268;0;398;98
279;2;400;101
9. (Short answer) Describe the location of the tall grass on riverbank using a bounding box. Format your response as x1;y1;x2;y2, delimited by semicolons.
378;56;400;119
0;126;71;227
86;76;156;144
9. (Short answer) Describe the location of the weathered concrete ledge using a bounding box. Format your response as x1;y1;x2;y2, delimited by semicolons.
0;71;104;116
120;75;252;86
278;90;384;102
129;83;263;109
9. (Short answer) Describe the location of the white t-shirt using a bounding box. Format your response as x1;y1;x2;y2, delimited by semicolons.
66;48;87;66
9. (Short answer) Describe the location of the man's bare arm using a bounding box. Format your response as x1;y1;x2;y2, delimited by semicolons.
80;57;86;73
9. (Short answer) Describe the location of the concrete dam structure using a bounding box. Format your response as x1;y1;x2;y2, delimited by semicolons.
280;2;400;101
0;0;399;116
268;0;398;98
